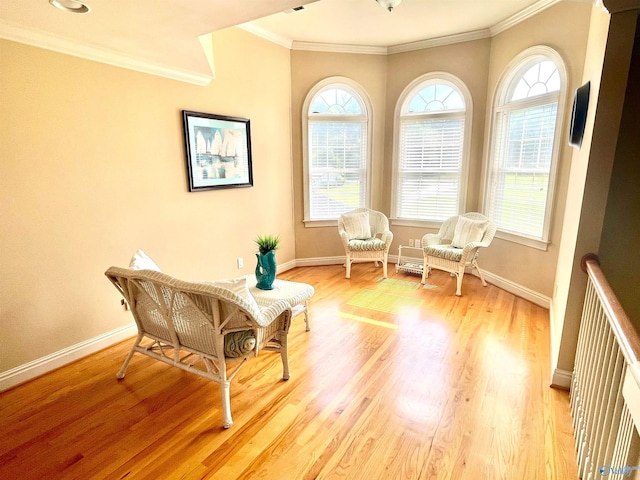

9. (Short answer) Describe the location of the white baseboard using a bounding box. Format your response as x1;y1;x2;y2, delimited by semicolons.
0;322;136;392
551;368;573;390
0;258;552;392
295;256;551;308
277;259;298;272
478;270;551;309
295;256;345;267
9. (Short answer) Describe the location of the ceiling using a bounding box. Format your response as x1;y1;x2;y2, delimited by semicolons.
246;0;556;49
0;0;564;84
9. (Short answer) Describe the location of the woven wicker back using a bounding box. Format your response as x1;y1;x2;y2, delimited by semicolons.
438;212;496;246
338;208;390;236
105;267;260;358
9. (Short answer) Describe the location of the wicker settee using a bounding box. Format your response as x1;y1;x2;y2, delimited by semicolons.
105;266;293;428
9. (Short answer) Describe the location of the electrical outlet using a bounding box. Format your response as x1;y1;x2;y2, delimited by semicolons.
408;239;414;247
237;257;244;269
415;238;421;247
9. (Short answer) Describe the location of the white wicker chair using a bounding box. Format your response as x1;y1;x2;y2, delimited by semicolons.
105;266;293;429
421;212;496;296
338;208;394;279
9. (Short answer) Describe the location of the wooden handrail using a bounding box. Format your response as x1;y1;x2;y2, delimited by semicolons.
581;254;640;368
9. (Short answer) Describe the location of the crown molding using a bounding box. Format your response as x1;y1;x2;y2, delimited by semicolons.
387;29;491;54
245;0;571;55
289;29;491;56
239;23;293;49
490;0;562;36
291;41;388;55
0;21;214;86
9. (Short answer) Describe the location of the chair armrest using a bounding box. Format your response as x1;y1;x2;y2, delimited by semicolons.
255;299;293;328
422;233;443;247
338;230;351;249
459;241;489;263
379;230;394;246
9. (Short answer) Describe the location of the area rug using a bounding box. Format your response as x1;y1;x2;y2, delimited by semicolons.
345;277;435;314
346;288;424;314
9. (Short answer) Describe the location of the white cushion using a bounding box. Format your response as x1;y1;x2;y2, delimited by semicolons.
451;217;488;248
342;211;372;240
209;277;261;315
129;249;161;271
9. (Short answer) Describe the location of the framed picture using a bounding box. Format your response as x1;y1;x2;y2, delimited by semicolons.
182;110;253;191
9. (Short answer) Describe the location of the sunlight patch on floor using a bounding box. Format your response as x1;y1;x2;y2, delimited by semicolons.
337;312;400;329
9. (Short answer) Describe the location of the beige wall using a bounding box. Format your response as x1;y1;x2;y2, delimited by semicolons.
0;28;295;372
1;1;626;383
291;51;388;260
384;39;491;252
291;1;593;298
479;1;592;297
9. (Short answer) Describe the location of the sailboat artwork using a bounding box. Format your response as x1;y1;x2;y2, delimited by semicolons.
182;110;254;191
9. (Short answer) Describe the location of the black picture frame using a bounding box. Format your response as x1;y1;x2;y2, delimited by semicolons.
182;110;253;191
569;81;590;149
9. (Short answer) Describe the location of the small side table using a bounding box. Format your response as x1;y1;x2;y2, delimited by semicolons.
248;277;315;331
396;245;424;275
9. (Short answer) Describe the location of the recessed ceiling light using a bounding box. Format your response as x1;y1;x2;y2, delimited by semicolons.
49;0;91;14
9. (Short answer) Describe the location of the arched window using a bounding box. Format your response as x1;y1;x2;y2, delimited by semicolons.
484;47;567;247
302;78;372;223
392;73;472;223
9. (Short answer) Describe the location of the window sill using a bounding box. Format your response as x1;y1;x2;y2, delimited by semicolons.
303;219;338;228
495;230;550;251
390;218;442;229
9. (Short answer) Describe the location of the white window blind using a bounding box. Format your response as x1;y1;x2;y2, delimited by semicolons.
396;118;463;221
304;83;370;221
308;120;367;220
485;56;562;243
393;78;468;222
488;103;557;238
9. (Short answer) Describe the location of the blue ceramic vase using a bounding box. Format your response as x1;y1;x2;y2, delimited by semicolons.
255;250;277;290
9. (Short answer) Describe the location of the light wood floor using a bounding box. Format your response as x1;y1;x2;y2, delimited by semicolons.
0;264;579;479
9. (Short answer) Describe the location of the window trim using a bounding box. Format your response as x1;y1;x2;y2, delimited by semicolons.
302;77;373;226
481;46;568;250
390;72;473;226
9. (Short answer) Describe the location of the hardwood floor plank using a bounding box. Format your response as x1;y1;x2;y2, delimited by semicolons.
0;265;579;479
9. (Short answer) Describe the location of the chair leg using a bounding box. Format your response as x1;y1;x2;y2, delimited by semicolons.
345;254;351;279
421;259;429;284
474;261;488;287
116;332;143;379
303;301;311;332
220;380;233;429
455;267;465;296
280;332;290;381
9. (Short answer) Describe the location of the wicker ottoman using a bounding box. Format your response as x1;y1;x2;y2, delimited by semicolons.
248;277;315;331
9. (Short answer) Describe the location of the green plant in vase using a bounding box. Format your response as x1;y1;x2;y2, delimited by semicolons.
255;234;280;290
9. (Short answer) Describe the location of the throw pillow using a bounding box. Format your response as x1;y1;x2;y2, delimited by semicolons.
224;330;257;358
129;249;161;271
342;211;372;240
209;277;261;315
451;217;488;248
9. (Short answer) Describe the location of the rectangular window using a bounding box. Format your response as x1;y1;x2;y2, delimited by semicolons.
487;103;557;239
308;121;367;220
395;118;464;221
